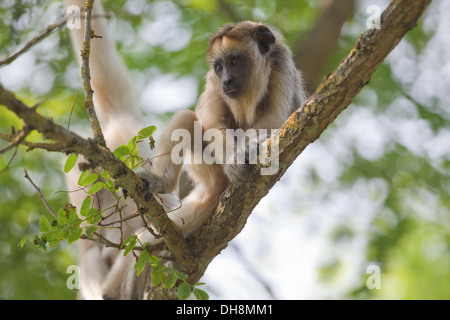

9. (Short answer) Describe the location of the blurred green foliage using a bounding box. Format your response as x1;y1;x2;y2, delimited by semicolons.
0;0;449;299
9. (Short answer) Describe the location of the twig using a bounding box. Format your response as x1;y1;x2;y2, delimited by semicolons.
0;125;30;154
0;12;76;66
68;90;78;130
216;0;242;22
0;9;110;67
0;146;18;175
24;169;57;218
231;243;277;299
0;131;70;153
80;0;106;148
80;232;164;252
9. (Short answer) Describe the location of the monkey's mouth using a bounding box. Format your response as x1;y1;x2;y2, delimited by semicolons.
224;88;241;99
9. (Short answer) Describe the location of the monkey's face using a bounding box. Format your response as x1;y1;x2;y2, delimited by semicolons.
213;51;250;99
207;22;276;101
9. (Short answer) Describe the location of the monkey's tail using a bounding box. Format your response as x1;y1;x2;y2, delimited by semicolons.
65;0;142;150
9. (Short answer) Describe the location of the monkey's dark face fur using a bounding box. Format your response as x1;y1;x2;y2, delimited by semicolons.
213;51;250;99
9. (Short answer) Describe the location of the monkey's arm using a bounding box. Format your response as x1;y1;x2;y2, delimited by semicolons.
139;109;200;194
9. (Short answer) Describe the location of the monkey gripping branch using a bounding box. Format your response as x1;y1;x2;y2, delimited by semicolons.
0;0;432;299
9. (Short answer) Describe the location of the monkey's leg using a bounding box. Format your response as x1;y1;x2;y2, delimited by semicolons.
166;168;227;238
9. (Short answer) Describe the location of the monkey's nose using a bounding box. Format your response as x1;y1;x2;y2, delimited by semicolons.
223;76;233;87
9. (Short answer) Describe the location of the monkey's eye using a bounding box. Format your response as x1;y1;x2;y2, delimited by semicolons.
215;64;223;73
232;58;240;66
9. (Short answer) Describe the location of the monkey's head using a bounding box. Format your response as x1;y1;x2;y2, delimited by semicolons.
207;21;277;102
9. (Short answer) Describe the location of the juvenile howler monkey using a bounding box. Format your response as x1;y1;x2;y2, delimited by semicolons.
64;0;305;299
138;21;306;241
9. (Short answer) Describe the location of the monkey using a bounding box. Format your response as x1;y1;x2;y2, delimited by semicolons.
64;0;305;300
138;21;306;241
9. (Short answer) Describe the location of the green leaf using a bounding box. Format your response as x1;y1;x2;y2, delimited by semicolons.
65;204;78;223
148;255;162;266
114;145;130;158
173;269;188;281
88;182;104;194
77;170;89;185
85;226;97;239
79;173;98;187
122;235;137;256
163;272;177;289
46;230;63;248
64;153;78;173
151;264;166;287
86;208;100;224
80;196;92;217
67;226;82;245
17;236;28;248
39;215;50;233
138;125;157;139
177;282;191;300
100;170;110;179
193;288;209;300
57;208;66;226
121;235;136;248
127;136;138;152
33;236;47;251
134;250;149;276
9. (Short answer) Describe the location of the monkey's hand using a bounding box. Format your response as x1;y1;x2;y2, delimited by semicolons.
223;162;250;185
129;164;179;199
223;140;257;185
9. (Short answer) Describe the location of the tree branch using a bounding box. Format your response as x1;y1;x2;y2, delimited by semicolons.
216;0;242;22
294;0;355;94
0;83;195;272
24;169;57;218
80;0;106;148
0;125;31;154
0;12;77;66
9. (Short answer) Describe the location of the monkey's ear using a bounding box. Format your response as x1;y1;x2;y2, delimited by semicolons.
254;25;275;54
